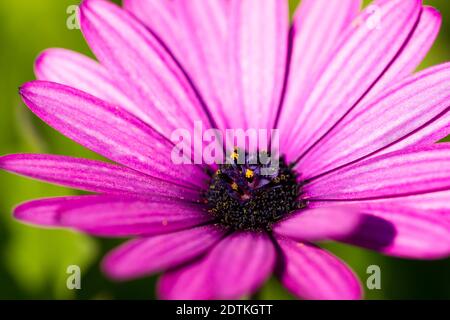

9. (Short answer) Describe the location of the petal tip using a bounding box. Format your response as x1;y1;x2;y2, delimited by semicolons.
423;5;442;23
12;201;38;224
18;81;39;98
100;255;126;282
34;48;62;79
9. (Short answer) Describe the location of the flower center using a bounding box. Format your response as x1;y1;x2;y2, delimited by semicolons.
204;151;305;231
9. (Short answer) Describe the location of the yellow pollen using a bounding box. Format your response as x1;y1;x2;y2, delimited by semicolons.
231;152;239;161
245;169;254;179
231;182;239;191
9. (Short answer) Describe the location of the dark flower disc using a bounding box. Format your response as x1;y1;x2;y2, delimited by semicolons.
205;150;305;231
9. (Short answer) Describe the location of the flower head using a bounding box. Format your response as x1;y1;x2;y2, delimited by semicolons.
2;0;450;300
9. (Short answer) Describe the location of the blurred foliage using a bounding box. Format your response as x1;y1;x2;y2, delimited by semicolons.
0;0;449;300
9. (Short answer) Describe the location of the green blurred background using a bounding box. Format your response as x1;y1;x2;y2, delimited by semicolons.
0;0;449;299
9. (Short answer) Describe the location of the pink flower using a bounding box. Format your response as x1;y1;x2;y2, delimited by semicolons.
2;0;450;299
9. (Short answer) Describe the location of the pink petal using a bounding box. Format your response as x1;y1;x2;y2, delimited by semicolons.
125;0;232;130
338;203;450;259
300;63;450;179
282;0;421;162
158;255;214;300
15;196;211;237
368;190;450;217
360;6;442;105
380;114;450;156
206;232;275;299
228;0;289;130
123;0;176;51
158;232;275;300
34;48;147;122
14;196;94;227
80;0;212;137
19;81;207;189
310;188;450;222
0;154;201;201
305;145;450;201
276;237;362;300
273;207;366;242
103;225;225;280
279;0;361;138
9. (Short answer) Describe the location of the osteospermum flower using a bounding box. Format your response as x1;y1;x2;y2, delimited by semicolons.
2;0;450;300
